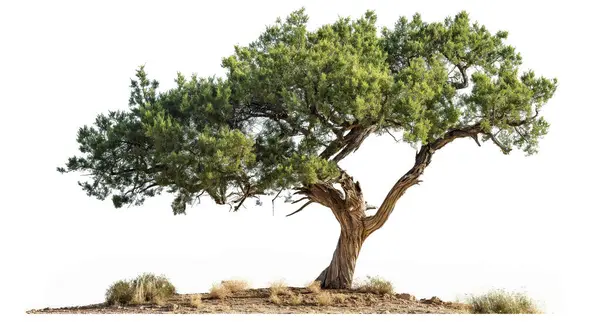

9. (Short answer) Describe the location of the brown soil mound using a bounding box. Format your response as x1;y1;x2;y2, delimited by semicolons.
26;287;471;314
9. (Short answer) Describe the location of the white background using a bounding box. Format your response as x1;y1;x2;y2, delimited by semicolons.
1;0;598;334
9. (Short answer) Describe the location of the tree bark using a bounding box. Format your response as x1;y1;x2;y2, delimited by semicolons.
316;221;366;289
301;124;487;289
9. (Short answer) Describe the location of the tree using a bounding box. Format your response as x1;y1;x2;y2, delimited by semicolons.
58;9;557;289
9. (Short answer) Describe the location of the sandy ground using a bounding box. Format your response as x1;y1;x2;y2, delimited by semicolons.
27;287;470;314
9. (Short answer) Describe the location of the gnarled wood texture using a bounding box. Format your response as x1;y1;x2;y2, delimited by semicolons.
295;124;485;289
315;224;365;289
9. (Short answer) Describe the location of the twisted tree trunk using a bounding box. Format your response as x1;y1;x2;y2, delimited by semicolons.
316;217;366;289
299;124;485;289
296;173;373;289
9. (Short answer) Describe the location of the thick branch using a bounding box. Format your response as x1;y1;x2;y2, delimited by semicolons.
451;64;469;89
292;170;366;231
364;123;482;234
319;125;377;162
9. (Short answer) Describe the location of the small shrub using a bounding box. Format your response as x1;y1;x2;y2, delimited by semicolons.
289;293;303;305
316;291;334;306
190;294;202;308
105;273;175;306
355;276;394;295
270;280;292;296
332;293;347;304
221;279;249;293
306;281;321;294
131;273;176;305
467;289;541;314
269;293;282;305
208;283;231;299
105;280;134;306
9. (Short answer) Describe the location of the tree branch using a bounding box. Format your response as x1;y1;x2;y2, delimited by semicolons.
291;197;309;204
487;131;512;154
286;200;314;217
451;64;469;89
364;123;482;235
507;107;540;127
385;127;400;142
271;188;283;216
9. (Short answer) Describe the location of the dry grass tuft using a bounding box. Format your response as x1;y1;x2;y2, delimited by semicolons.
315;291;334;306
332;293;347;304
467;289;541;314
208;283;231;299
130;273;176;305
190;294;202;308
306;281;322;294
221;279;249;293
269;293;282;305
105;273;176;306
355;276;394;295
270;280;292;296
289;293;303;305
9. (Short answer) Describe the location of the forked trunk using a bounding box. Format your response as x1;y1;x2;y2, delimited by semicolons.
306;125;480;289
298;172;383;289
316;227;366;289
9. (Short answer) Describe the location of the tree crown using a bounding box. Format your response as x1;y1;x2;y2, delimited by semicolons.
59;9;557;214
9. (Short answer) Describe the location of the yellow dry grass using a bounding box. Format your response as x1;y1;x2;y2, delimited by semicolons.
190;294;202;308
289;293;303;305
355;276;394;295
332;293;347;304
269;280;292;296
306;281;322;294
315;291;334;306
208;283;231;299
221;279;249;293
269;293;282;304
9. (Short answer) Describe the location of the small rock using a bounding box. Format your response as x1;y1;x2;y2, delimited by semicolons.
420;296;443;305
398;293;416;301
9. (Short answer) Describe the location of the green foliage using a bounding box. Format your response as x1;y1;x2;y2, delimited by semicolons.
467;289;541;314
381;11;556;151
105;273;176;306
59;8;557;214
105;280;134;306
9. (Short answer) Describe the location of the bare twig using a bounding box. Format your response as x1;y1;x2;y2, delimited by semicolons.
385;128;400;143
291;197;309;204
286;201;314;217
271;189;283;216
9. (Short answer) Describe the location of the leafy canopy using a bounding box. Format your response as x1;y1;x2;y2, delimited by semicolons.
58;9;557;214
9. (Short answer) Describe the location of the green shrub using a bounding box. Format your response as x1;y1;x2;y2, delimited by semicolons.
467;289;541;314
105;273;176;306
354;276;394;295
105;280;134;305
